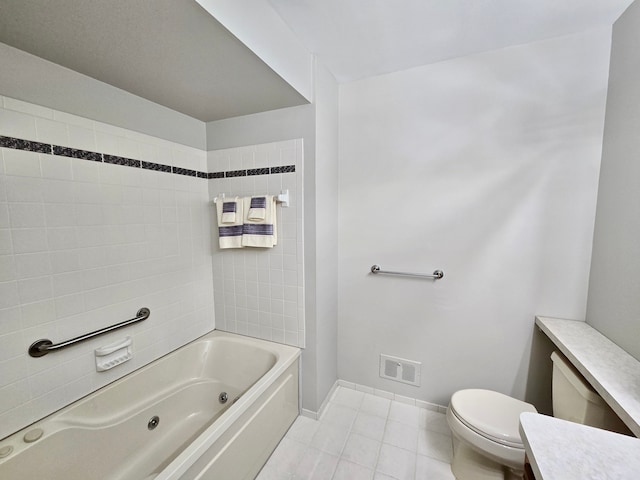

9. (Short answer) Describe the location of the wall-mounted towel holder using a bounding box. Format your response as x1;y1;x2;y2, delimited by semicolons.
213;190;289;207
370;265;444;280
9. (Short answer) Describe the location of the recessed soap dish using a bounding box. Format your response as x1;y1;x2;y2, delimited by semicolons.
95;336;132;372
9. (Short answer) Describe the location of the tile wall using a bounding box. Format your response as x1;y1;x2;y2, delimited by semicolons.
208;140;305;347
0;96;215;440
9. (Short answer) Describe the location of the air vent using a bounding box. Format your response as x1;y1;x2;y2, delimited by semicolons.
379;354;421;386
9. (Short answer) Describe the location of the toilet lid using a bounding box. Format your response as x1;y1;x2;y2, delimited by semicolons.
450;389;537;448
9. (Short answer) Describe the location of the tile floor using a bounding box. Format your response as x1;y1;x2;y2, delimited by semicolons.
257;386;456;480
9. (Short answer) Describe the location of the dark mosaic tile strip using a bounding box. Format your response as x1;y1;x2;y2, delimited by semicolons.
141;161;172;173
172;167;197;177
0;136;298;180
247;167;271;176
225;169;247;178
0;136;52;154
53;145;102;162
271;165;296;174
104;155;141;168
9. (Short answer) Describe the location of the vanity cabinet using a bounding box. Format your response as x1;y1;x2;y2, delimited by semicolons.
518;317;640;479
523;456;536;480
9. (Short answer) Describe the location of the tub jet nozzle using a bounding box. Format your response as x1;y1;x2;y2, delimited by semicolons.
148;416;160;430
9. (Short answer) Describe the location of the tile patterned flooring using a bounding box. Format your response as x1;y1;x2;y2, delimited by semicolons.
257;386;456;480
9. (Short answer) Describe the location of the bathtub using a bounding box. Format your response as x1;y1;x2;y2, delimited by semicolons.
0;330;300;480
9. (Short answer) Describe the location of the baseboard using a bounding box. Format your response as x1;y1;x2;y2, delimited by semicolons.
301;379;447;419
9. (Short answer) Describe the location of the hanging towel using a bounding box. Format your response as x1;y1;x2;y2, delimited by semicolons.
247;196;266;221
221;199;238;224
242;195;277;248
215;197;244;249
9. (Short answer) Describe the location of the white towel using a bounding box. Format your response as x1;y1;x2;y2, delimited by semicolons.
215;197;244;249
221;198;238;224
242;195;277;248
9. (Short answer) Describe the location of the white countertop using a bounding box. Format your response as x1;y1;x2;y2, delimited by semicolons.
535;316;640;436
519;317;640;479
520;412;640;480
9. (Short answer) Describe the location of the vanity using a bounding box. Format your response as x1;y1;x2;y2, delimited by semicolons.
519;317;640;479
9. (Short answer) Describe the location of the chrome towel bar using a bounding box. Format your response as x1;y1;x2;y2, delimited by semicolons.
370;265;444;280
28;307;150;358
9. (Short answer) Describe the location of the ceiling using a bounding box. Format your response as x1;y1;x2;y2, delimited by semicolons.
0;0;308;122
268;0;636;83
0;1;635;122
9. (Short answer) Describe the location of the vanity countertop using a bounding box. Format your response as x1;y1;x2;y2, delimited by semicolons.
519;317;640;479
520;412;640;480
535;316;640;436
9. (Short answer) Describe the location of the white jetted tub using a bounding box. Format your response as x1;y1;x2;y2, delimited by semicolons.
0;330;300;480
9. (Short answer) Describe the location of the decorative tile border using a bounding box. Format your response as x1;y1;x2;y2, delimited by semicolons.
0;135;296;180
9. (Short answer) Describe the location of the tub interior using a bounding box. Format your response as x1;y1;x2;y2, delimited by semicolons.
0;332;289;480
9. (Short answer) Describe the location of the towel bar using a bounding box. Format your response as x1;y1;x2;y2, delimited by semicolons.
370;265;444;280
212;190;289;207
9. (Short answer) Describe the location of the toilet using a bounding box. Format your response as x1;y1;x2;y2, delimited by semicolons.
446;351;629;480
446;389;536;480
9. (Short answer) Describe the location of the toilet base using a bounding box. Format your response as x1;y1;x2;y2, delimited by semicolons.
452;438;524;480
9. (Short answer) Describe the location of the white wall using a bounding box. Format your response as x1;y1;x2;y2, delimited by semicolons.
208;139;305;347
338;29;611;406
586;0;640;360
311;60;339;412
0;97;215;440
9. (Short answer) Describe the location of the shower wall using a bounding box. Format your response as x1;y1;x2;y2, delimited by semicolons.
0;96;215;440
208;139;305;347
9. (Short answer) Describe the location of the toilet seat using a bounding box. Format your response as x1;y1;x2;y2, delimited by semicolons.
449;389;537;448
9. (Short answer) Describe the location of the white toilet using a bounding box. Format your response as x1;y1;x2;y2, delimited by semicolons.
446;389;535;480
446;350;629;480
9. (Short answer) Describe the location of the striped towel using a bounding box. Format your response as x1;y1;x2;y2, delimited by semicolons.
221;200;238;224
247;196;266;220
215;196;244;249
242;195;277;248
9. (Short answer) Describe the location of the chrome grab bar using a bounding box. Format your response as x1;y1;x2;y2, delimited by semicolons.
370;265;444;280
28;307;150;358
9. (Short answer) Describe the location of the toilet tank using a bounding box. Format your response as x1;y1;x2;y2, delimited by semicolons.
551;351;631;435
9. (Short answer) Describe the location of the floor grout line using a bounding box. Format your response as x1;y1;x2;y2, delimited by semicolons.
260;386;455;480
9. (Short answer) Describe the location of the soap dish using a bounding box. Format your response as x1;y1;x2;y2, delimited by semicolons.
95;336;132;372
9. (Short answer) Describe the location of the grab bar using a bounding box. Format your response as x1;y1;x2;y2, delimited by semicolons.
28;307;150;357
370;265;444;280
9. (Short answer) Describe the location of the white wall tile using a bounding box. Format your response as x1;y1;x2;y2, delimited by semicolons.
11;228;47;254
3;148;42;177
0;281;20;309
72;158;101;183
52;110;94;129
0;97;215;440
0;255;15;281
40;155;73;180
67;124;97;152
21;300;56;329
36;117;69;145
4;97;53;119
17;276;53;304
10;204;45;228
0;109;37;140
5;176;42;203
209;139;304;347
0;229;12;255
